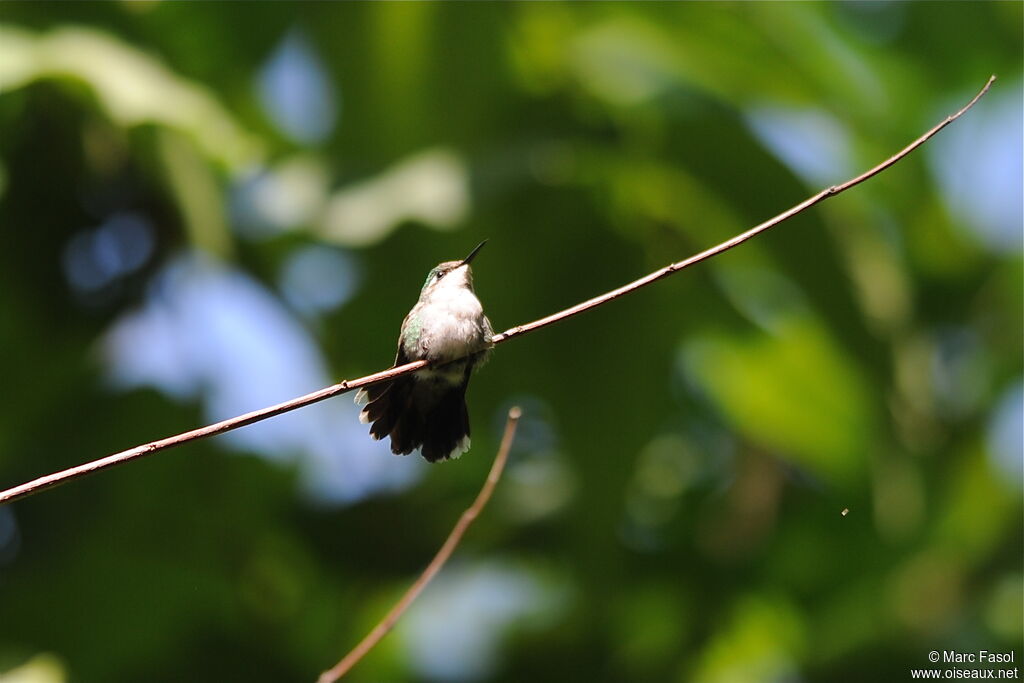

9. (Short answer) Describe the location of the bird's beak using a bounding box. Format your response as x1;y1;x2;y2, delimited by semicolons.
462;240;488;265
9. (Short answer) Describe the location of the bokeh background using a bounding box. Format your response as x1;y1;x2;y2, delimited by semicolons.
0;3;1020;682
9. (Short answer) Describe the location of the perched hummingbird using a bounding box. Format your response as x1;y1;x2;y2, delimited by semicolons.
356;241;493;462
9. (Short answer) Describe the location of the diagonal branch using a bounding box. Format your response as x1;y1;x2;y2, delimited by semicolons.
0;75;995;507
489;75;996;345
317;406;522;683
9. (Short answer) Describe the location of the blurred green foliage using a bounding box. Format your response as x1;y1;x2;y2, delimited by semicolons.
0;3;1020;683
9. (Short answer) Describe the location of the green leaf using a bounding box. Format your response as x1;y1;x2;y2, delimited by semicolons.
683;316;874;484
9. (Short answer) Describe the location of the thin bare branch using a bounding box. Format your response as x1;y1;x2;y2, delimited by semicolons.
0;75;995;507
489;75;996;344
0;359;428;504
317;406;522;683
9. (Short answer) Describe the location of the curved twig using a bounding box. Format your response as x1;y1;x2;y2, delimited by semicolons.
317;406;522;683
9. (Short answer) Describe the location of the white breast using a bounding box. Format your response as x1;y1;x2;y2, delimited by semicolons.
420;290;485;359
405;267;488;364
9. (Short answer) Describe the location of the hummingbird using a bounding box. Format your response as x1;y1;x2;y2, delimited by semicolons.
356;241;493;462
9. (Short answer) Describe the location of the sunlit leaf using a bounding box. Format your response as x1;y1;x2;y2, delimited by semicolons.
683;317;874;484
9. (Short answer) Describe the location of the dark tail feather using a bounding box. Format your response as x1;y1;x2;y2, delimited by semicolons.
359;377;418;454
356;381;389;407
357;369;472;462
388;383;425;456
420;385;470;462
